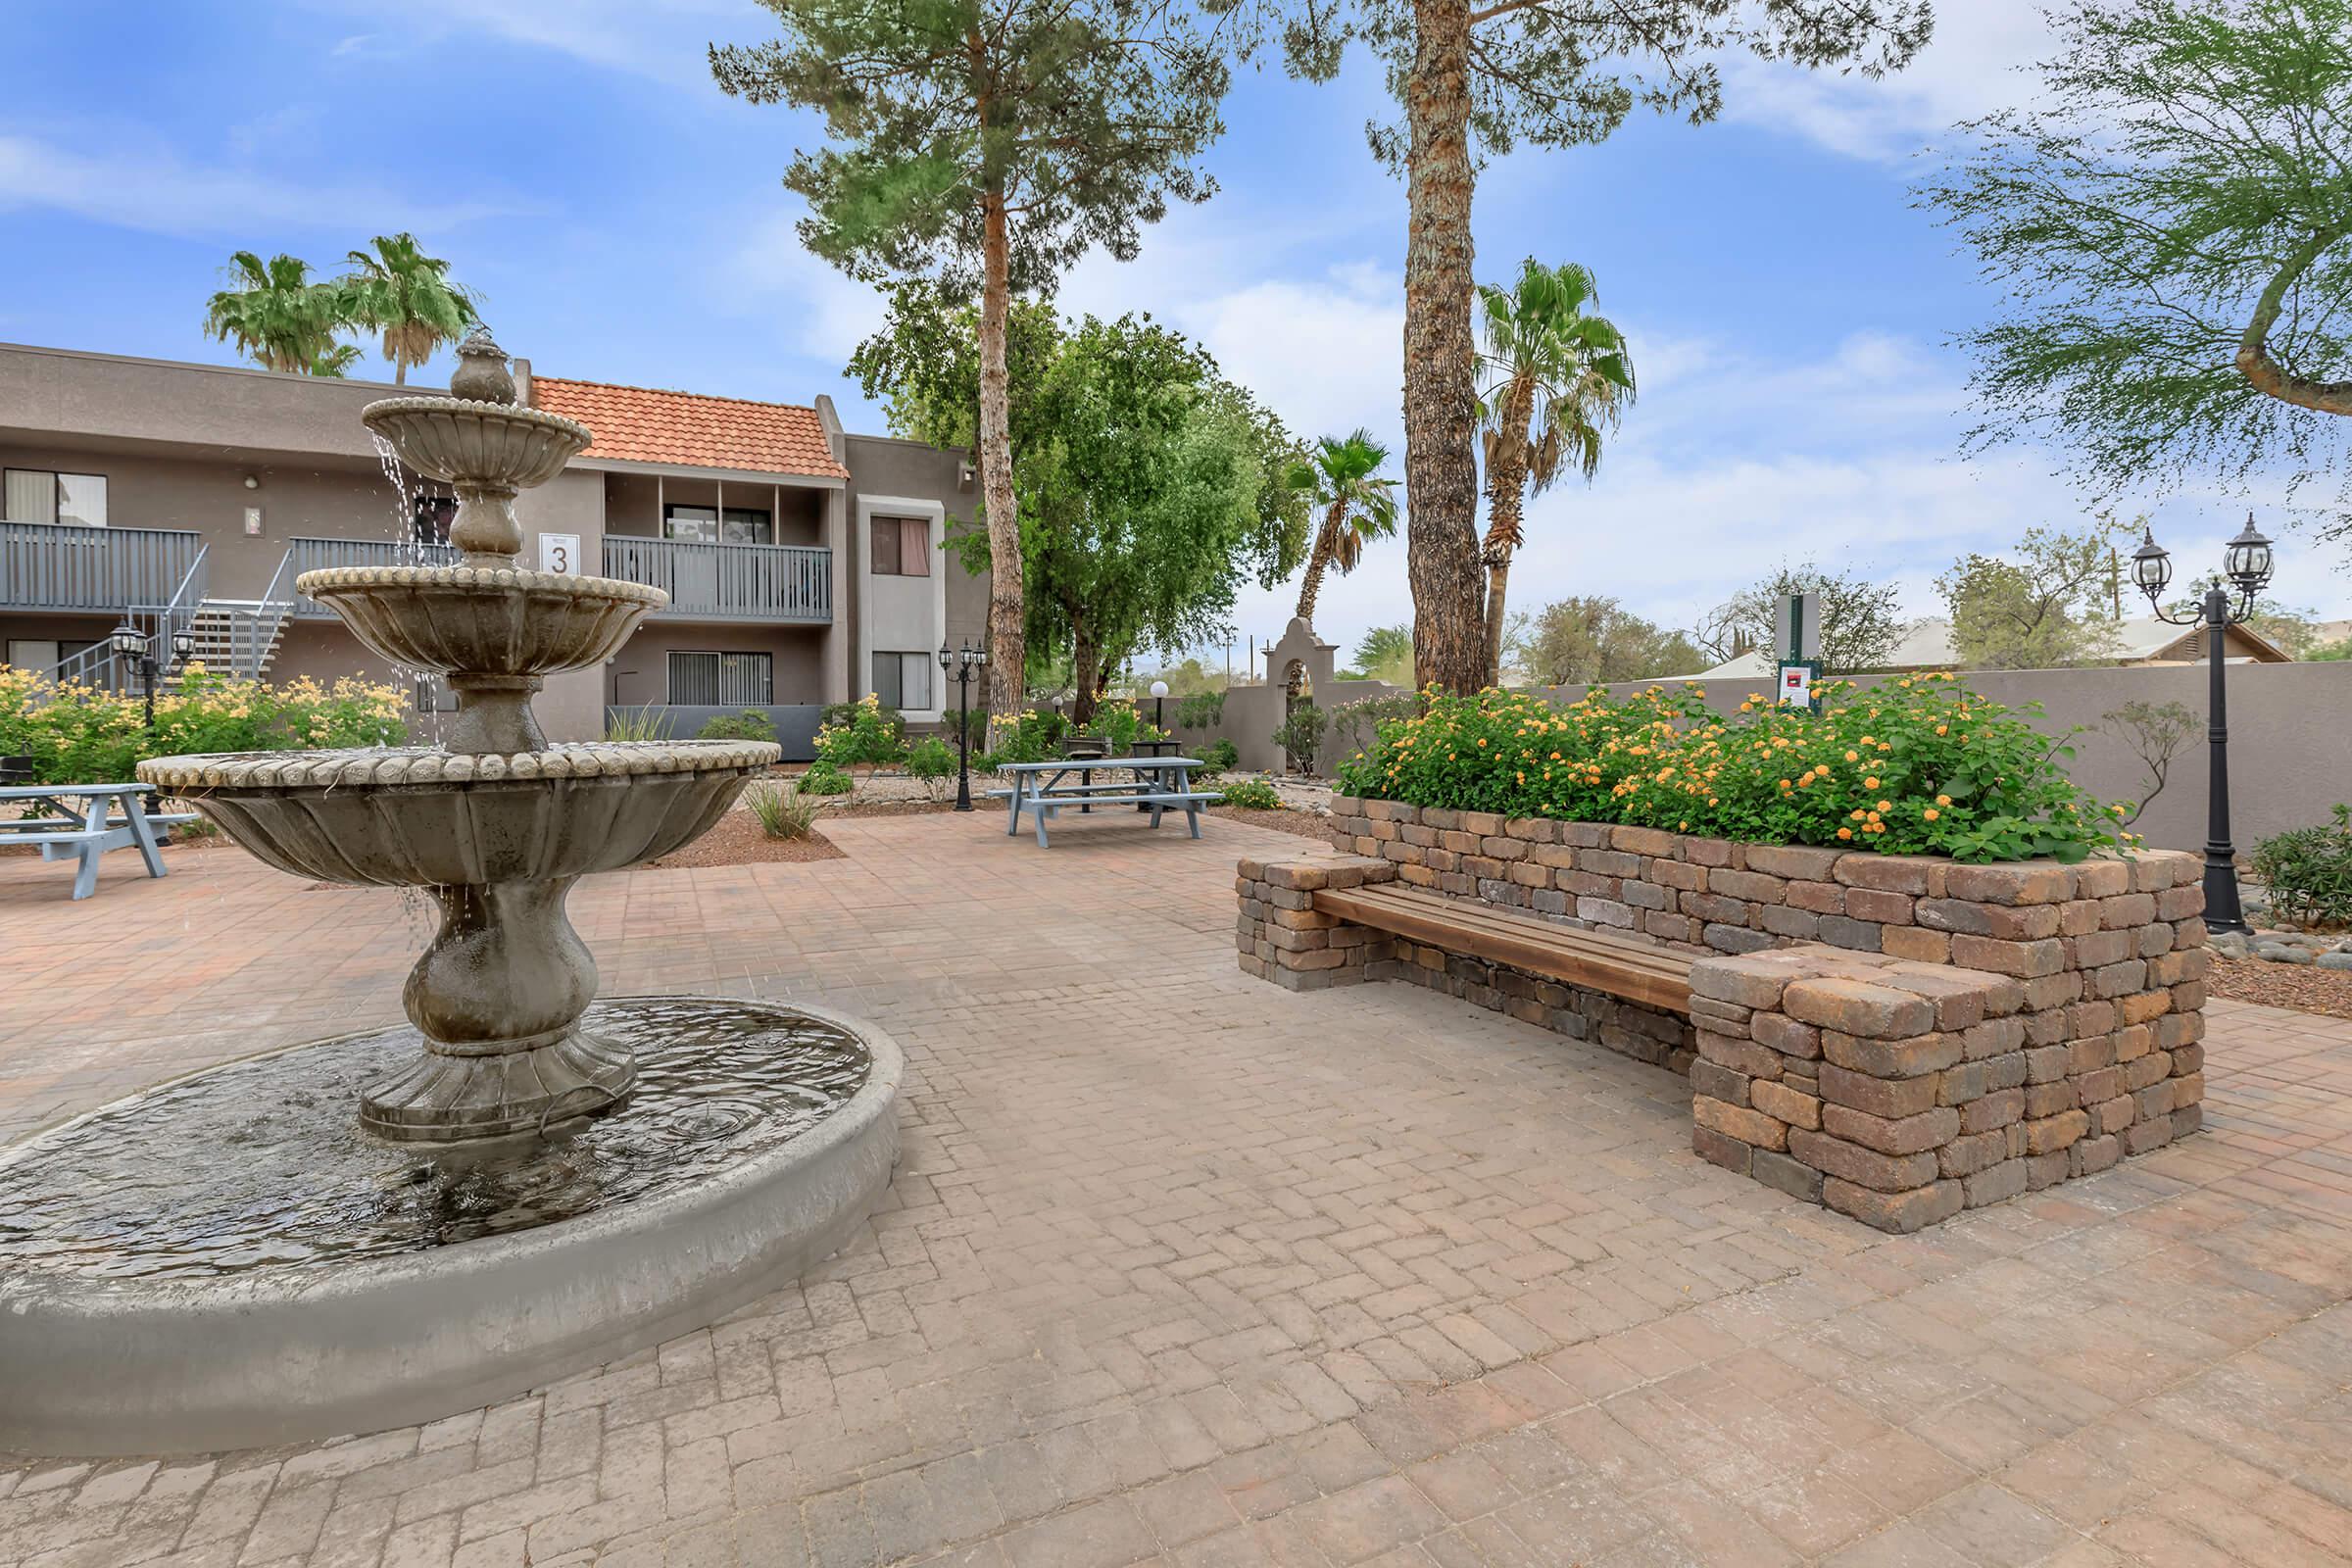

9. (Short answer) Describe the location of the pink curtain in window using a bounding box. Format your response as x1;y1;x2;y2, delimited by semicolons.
900;516;930;575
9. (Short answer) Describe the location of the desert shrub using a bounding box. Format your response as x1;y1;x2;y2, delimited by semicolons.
906;735;958;799
815;694;909;779
1219;777;1283;810
1333;675;2131;864
1272;700;1328;774
2251;805;2352;928
1094;700;1168;758
696;709;778;744
986;709;1069;766
799;760;853;795
1196;737;1240;777
1176;690;1226;728
745;779;821;840
605;705;673;742
0;663;409;784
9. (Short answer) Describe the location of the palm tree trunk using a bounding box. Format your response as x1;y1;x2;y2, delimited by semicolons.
1401;0;1485;697
1480;380;1534;687
976;180;1026;745
1294;498;1348;622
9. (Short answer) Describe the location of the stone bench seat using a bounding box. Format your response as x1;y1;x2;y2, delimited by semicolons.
1313;882;1695;1015
1239;828;2211;1236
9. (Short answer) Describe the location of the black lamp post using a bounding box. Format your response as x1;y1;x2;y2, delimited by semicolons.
2131;513;2277;936
111;623;197;731
938;638;989;812
1150;678;1169;732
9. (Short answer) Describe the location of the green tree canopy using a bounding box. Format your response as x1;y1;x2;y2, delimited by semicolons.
342;233;482;386
203;252;352;375
1236;0;1929;693
713;0;1231;727
1351;624;1414;684
1937;520;2129;669
1521;596;1702;687
1698;564;1905;675
854;288;1310;720
1919;0;2352;535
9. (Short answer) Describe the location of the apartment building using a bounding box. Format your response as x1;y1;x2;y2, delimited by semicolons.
0;342;983;756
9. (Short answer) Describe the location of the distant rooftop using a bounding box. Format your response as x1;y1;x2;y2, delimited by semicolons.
528;376;849;481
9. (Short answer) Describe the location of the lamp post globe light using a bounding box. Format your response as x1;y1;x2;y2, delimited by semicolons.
2133;513;2278;936
1149;678;1169;732
939;639;989;812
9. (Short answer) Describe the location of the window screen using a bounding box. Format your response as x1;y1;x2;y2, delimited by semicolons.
871;652;932;711
670;651;773;707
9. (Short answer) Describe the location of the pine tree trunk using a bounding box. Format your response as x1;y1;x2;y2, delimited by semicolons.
976;186;1026;744
1479;379;1533;686
1401;0;1485;696
1071;618;1100;728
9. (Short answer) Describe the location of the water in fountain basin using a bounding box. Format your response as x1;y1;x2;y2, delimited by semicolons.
0;999;869;1279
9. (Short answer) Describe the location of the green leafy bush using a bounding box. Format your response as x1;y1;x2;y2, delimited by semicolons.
696;709;778;744
986;709;1070;766
815;694;909;779
1219;777;1283;810
799;760;854;795
1330;692;1421;762
1272;700;1328;774
2252;805;2352;928
1094;700;1168;758
0;664;409;784
1176;690;1226;728
745;779;821;840
1196;737;1240;777
1333;677;2130;864
906;735;958;799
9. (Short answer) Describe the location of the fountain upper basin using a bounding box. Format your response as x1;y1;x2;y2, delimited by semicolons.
298;564;665;679
361;397;591;491
137;740;779;886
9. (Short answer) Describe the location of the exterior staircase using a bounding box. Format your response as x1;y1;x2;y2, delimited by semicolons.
177;601;287;682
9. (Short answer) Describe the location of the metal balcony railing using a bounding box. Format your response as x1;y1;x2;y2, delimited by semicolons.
601;536;831;622
287;536;463;616
0;520;206;613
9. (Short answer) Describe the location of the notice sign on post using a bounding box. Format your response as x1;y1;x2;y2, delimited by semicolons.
539;533;582;575
1778;662;1815;710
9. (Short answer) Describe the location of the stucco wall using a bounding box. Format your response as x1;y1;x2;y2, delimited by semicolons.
843;435;986;685
607;622;827;708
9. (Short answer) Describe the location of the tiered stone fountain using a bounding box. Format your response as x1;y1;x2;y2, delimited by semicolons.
0;332;902;1456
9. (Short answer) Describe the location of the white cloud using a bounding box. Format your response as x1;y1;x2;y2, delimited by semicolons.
1723;0;2051;162
0;133;519;240
717;214;891;365
316;0;741;84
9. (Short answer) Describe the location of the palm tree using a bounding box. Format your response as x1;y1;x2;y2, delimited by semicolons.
1476;259;1635;687
306;342;365;377
1290;430;1400;623
202;252;351;375
342;233;482;385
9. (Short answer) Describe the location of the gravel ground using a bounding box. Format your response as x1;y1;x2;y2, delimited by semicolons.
2206;953;2352;1020
643;808;843;868
1210;805;1333;841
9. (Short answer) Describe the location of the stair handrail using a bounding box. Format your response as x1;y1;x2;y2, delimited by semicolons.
140;544;211;668
223;547;303;680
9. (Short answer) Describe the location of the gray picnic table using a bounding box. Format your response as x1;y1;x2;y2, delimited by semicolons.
0;782;198;900
990;757;1221;848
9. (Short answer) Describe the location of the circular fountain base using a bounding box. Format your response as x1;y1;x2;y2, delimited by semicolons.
0;999;901;1458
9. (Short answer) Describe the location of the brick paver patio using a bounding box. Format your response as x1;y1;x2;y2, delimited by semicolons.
2;811;2349;1567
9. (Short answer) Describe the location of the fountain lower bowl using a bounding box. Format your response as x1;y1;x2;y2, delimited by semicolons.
0;998;902;1457
138;740;779;886
296;564;666;679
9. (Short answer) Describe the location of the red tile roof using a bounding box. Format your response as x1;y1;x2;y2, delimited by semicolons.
530;375;848;480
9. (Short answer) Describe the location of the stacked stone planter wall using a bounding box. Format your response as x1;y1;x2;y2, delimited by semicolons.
1229;798;2213;1233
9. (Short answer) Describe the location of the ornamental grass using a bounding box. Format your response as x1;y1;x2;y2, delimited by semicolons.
0;663;410;785
1333;675;2135;864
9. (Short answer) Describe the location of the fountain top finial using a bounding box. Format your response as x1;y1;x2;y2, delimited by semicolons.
448;326;517;406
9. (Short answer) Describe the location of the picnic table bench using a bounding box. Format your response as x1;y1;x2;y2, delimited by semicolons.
0;782;198;900
989;757;1222;848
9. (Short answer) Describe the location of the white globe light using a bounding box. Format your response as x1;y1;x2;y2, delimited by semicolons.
1150;680;1169;699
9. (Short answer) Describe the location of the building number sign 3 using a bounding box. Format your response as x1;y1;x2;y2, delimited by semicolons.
539;533;582;575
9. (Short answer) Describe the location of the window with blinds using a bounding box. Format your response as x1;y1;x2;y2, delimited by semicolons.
871;652;933;711
668;651;774;707
4;469;107;526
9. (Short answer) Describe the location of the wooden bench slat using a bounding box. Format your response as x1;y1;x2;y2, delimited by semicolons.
1314;884;1694;1014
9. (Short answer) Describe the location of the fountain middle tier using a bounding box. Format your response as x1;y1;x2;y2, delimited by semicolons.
139;739;779;1141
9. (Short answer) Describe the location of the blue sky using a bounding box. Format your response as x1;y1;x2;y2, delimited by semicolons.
5;0;2344;667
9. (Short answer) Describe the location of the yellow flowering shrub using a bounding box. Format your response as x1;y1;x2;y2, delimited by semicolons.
1333;676;2133;863
0;663;410;784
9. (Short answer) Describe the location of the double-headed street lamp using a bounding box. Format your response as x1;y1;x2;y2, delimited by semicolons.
110;622;196;730
2129;514;2276;936
937;638;990;812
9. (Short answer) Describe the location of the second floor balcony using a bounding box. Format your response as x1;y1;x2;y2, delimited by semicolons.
288;536;462;615
0;520;205;613
602;536;831;622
